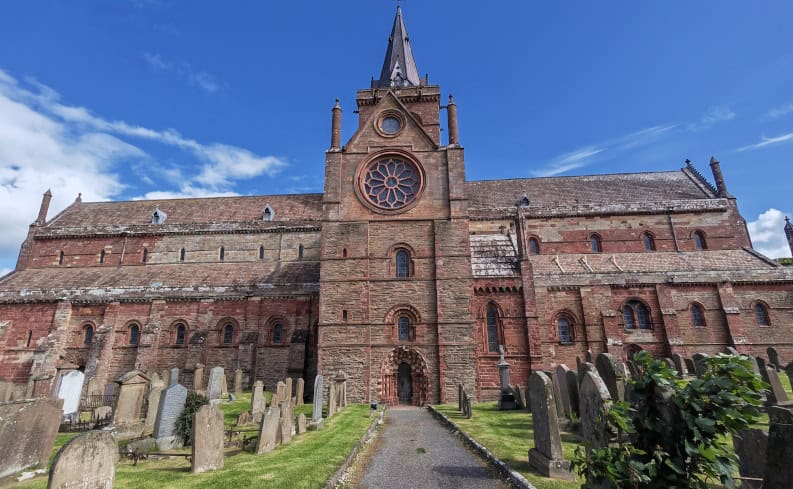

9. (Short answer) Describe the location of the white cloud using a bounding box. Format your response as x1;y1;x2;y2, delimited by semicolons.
687;106;736;131
738;131;793;152
142;52;222;94
763;101;793;120
134;185;240;200
747;208;792;258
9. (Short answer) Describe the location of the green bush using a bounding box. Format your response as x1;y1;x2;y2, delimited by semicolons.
572;351;765;489
174;392;208;446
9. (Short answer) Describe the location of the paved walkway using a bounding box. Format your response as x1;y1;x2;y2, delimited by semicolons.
355;407;510;489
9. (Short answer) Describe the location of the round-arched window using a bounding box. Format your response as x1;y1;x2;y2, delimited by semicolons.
175;324;186;345
557;317;574;343
693;231;708;250
222;324;234;345
84;325;94;345
398;316;411;341
273;324;283;344
395;249;410;278
129;324;140;346
363;156;421;210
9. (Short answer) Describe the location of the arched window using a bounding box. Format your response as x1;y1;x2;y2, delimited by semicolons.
129;324;140;346
273;323;283;344
222;323;234;345
263;205;273;221
99;250;106;264
26;330;32;348
693;231;707;250
754;302;771;326
298;244;304;259
691;303;706;327
642;232;656;252
590;233;603;253
219;246;225;261
58;251;64;265
557;316;574;343
259;246;265;260
142;248;148;263
528;237;540;255
342;248;348;258
179;248;186;262
486;304;500;352
175;323;186;345
342;310;348;321
83;325;94;345
623;300;652;330
398;316;411;341
395;249;410;278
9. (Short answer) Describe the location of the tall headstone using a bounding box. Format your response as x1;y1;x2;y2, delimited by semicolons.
47;431;118;489
169;368;180;386
220;372;228;396
256;406;281;454
251;380;266;423
207;367;225;404
193;364;205;391
161;369;170;387
234;368;243;395
192;404;224;474
327;382;337;417
585;350;593;363
276;381;286;405
512;385;525;410
579;371;612;450
497;345;517;410
763;406;793;489
528;372;573;480
295;378;305;406
0;398;62;478
756;357;771;384
784;362;793;392
153;383;188;450
565;370;580;417
285;377;293;401
57;370;85;417
553;364;572;417
279;401;294;444
733;428;768;489
297;413;307;434
692;353;710;378
765;367;790;405
767;347;781;370
595;353;625;402
334;370;348;409
310;374;324;430
458;383;464;412
112;371;149;425
85;377;102;398
547;370;566;421
684;358;696;376
144;380;165;432
671;353;688;377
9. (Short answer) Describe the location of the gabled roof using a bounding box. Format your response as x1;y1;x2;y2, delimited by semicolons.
375;6;424;88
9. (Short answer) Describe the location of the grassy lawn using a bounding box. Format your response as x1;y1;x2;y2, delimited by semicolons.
4;399;373;489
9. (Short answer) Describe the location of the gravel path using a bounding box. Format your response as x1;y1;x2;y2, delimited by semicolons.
355;407;510;489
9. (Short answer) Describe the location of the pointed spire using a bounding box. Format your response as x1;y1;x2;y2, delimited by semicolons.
374;5;424;88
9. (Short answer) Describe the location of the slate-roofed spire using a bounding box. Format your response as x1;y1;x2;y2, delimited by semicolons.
785;216;793;258
374;6;425;88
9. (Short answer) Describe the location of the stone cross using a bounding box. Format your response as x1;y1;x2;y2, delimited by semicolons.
763;405;793;489
528;372;573;480
48;431;118;489
251;381;266;423
191;404;224;474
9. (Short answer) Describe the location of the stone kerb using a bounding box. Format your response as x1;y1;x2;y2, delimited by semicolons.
528;372;573;480
0;398;62;478
47;431;118;489
579;370;613;450
192;404;224;474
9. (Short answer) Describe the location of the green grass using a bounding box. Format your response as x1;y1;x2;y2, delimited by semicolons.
222;392;313;429
4;401;373;489
435;402;581;489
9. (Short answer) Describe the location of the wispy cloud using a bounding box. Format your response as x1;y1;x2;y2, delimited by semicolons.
763;100;793;120
747;208;792;258
737;131;793;152
687;106;735;131
142;52;222;94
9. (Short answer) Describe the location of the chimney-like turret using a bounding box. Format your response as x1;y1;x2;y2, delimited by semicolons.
447;95;459;146
709;156;732;197
35;189;52;225
330;99;342;151
785;216;793;258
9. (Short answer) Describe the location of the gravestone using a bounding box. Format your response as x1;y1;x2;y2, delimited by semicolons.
585;350;593;363
85;377;102;398
279;401;294;444
169;368;180;386
297;413;307;434
748;355;761;376
458;384;464;412
595;353;625;402
579;371;612;450
763;405;793;489
57;370;85;417
733;428;768;489
497;345;518;410
725;346;740;356
684;358;696;376
692;353;709;378
236;411;250;426
671;353;688;377
161;369;170;387
276;381;286;405
553;364;572;417
234;369;243;395
765;367;790;405
285;377;293;401
784;362;793;392
0;398;62;478
296;378;305;406
94;405;112;421
256;406;281;454
148;372;161;385
194;364;204;390
251;381;266;422
512;385;525;410
565;370;580;417
47;431;117;489
328;382;337;417
548;370;566;421
463;391;473;419
662;358;675;373
528;372;573;480
626;360;641;380
577;361;597;382
768;347;781;370
192;404;224;474
220;372;228;396
207;367;225;404
334;370;348;409
757;357;771;384
112;371;149;425
153;383;188;450
310;374;324;430
144;381;165;432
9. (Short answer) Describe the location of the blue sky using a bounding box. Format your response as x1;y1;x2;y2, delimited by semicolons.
0;1;792;272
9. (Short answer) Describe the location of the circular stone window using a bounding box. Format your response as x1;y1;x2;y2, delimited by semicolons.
362;156;422;211
380;115;402;135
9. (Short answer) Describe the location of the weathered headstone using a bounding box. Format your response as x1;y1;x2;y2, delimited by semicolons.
192;404;224;474
458;383;464;412
285;377;293;401
334;371;348;409
57;370;85;417
765;367;790;405
784;362;793;392
692;353;709;378
251;380;266;423
725;346;740;356
279;401;294;444
0;398;62;478
220;372;228;396
161;369;170;387
310;374;324;430
207;367;225;404
153;383;188;450
497;345;518;410
463;391;473;419
276;381;286;405
328;382;337;417
684;358;696;376
236;411;251;426
757;357;771;384
85;377;102;398
553;364;572;417
194;364;204;390
763;405;793;489
112;370;149;425
169;368;180;386
579;371;612;450
144;381;165;432
768;347;781;370
512;385;525;410
595;353;625;402
148;372;161;385
296;378;305;406
297;413;307;434
528;372;573;479
256;406;281;454
733;428;768;489
585;350;593;363
548;370;566;421
234;368;243;395
48;431;118;489
671;353;688;377
662;358;675;373
565;370;580;417
94;405;112;421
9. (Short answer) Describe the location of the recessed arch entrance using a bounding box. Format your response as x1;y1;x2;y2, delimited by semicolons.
379;347;429;406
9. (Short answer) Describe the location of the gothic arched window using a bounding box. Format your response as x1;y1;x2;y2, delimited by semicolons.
754;302;771;326
691;303;706;327
222;323;234;345
486;304;500;353
623;300;652;330
83;325;94;345
557;316;574;343
128;323;140;346
693;230;708;250
175;323;186;345
642;232;656;252
395;249;410;278
528;237;540;255
590;233;603;253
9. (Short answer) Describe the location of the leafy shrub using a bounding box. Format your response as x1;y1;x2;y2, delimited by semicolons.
174;391;208;446
572;351;765;489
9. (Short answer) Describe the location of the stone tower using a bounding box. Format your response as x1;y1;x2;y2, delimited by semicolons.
785;217;793;258
317;6;475;405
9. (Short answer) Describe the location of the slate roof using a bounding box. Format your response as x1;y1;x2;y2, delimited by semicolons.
375;6;424;88
470;234;519;277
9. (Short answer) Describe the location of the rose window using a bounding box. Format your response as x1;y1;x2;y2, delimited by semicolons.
363;157;421;210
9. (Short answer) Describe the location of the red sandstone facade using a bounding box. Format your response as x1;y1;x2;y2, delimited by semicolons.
1;8;792;404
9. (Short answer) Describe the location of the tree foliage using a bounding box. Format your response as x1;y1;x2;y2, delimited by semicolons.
174;391;208;446
572;351;765;489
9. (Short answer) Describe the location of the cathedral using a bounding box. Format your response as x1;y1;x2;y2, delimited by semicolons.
1;7;792;406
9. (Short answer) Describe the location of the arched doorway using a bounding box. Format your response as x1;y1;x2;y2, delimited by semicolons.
379;347;430;406
397;363;412;404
